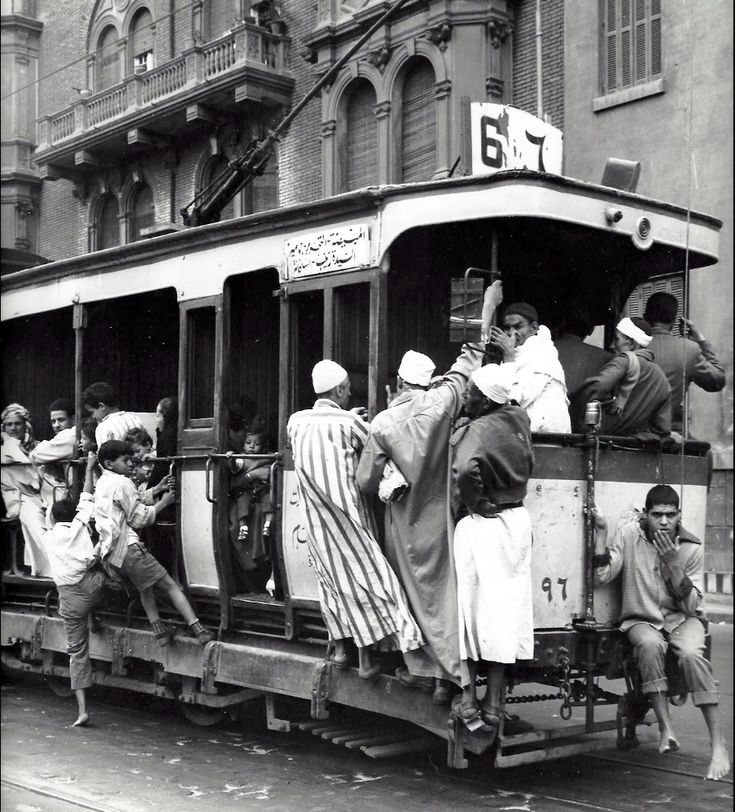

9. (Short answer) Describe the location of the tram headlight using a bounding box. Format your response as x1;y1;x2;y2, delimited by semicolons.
631;216;653;250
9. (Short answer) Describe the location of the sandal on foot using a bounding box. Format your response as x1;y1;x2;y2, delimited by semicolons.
480;705;502;727
451;700;491;733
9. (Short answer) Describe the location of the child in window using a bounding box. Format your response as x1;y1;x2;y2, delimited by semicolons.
227;420;273;593
94;439;212;646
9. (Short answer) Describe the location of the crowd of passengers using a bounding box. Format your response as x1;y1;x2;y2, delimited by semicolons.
0;288;729;778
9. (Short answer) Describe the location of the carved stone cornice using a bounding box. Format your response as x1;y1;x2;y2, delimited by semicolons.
434;79;452;100
487;17;513;49
320;119;337;137
373;100;391;120
426;22;451;52
486;76;505;99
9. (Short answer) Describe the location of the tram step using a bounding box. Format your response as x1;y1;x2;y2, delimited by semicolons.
362;737;438;759
344;733;404;750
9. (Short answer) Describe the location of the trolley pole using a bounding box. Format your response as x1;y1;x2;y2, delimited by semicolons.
72;302;86;500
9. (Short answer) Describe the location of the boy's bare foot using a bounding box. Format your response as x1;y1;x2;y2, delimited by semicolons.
658;728;680;754
706;739;731;780
72;713;90;728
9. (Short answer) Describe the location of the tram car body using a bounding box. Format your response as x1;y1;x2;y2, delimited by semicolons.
1;171;719;767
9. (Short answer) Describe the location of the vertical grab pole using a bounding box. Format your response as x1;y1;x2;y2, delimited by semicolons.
582;400;601;731
72;302;87;501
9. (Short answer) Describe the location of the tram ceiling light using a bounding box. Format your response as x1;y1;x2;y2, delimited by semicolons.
604;207;623;225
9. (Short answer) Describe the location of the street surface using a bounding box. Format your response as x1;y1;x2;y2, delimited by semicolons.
2;624;732;811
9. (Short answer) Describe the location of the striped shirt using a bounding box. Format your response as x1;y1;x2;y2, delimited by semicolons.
95;411;145;449
594;511;704;633
287;399;424;651
94;470;157;569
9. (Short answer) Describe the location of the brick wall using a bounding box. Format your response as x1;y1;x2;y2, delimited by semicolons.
512;0;565;130
277;0;323;208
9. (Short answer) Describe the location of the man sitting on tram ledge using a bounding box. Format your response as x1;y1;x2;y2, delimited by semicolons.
592;485;730;781
487;302;571;433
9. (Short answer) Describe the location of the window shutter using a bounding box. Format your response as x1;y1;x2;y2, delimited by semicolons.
346;82;377;191
99;195;120;249
132;185;154;241
98;27;120;90
131;9;154;58
401;61;436;182
605;0;617;93
602;0;661;93
623;274;685;333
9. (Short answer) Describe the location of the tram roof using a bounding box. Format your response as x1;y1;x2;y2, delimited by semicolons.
1;170;721;321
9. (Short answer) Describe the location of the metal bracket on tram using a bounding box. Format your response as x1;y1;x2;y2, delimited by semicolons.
200;640;221;695
205;454;217;504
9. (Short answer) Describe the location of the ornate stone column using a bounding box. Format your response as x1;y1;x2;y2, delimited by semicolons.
374;100;391;185
486;16;513;102
320;118;337;197
433;79;452;179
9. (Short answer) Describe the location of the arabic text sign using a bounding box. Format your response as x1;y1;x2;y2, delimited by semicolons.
283;225;371;281
470;104;563;176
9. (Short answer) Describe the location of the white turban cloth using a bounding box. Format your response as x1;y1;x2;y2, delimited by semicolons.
616;317;652;348
312;359;348;393
398;350;436;387
471;364;513;404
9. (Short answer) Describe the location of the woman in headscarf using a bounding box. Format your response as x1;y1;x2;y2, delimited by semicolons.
1;403;51;576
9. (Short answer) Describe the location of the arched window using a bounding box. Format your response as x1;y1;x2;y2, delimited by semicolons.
131;184;154;241
202;156;235;221
130;8;154;74
343;80;377;192
400;60;436;182
98;194;120;249
96;25;121;91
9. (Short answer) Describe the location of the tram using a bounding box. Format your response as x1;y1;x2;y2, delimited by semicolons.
1;169;719;768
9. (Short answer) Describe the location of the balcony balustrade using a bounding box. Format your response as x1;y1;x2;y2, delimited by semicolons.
35;23;291;168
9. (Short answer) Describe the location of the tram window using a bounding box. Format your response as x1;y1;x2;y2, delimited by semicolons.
292;291;324;412
335;284;370;408
187;307;216;419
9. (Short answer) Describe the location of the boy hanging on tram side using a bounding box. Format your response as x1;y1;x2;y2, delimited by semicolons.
592;484;730;781
44;451;106;727
93;440;214;647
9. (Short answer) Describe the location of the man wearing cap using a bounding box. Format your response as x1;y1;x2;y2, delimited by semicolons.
287;360;424;680
450;364;534;733
356;282;502;702
488;302;571;433
580;316;672;438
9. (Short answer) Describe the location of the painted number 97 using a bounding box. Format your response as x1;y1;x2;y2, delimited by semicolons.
541;577;568;603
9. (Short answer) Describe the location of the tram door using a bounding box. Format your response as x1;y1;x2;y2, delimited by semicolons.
178;298;222;596
281;279;371;604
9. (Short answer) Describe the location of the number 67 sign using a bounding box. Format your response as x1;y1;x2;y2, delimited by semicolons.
468;102;563;176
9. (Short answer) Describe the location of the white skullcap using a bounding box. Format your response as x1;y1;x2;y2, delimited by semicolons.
471;364;513;404
312;359;348;393
398;350;436;387
617;317;652;348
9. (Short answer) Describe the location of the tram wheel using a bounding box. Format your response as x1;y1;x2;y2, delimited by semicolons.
47;676;74;698
179;702;226;727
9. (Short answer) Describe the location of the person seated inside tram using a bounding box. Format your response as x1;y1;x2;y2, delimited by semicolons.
94;440;213;646
30;398;77;522
579;317;672;440
553;304;612;429
592;486;730;781
487;302;572;433
1;403;51;577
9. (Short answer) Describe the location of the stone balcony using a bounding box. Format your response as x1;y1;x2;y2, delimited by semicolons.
34;22;294;176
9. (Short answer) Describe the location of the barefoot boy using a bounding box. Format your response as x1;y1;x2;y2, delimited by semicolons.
44;452;105;727
593;485;730;780
94;440;213;647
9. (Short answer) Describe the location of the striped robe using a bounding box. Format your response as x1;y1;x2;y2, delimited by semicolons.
287;399;424;651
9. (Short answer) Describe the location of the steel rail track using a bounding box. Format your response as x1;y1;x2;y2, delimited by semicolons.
1;776;117;812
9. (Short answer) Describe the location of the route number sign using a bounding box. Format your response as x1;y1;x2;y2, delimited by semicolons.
468;103;563;176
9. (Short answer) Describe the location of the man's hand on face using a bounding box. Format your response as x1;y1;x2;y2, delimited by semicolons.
650;527;681;568
350;406;368;421
488;325;516;361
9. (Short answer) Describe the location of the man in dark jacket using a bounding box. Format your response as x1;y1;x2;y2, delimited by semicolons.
644;292;725;434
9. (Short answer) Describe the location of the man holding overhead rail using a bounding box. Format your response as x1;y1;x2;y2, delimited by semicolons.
592;484;730;781
287;360;424;681
356;281;503;704
643;292;726;434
